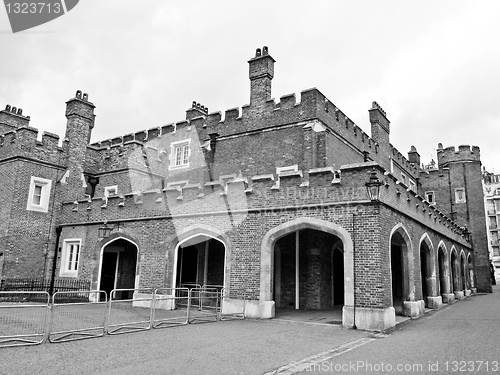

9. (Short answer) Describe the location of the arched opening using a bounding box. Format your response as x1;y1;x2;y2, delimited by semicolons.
273;229;344;314
438;247;448;295
467;254;474;289
175;235;226;290
390;231;410;316
420;242;431;307
99;238;138;300
450;250;459;293
460;252;467;291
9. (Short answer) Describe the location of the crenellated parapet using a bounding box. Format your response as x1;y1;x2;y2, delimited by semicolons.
0;125;64;164
60;162;470;245
437;144;481;167
389;144;420;178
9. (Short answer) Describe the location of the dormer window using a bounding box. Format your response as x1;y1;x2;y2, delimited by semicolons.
169;139;191;170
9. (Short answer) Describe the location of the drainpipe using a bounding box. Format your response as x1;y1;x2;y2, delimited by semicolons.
352;213;357;329
49;226;62;295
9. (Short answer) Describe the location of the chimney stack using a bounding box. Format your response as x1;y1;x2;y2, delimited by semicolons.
248;46;275;107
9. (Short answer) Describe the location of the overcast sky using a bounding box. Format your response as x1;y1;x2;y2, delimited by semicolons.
1;1;499;171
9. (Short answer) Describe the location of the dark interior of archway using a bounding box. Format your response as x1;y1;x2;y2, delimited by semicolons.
273;229;343;310
420;246;428;306
100;239;137;300
451;252;457;292
438;250;446;295
176;239;225;288
390;242;404;315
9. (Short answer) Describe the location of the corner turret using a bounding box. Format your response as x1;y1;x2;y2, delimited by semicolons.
436;144;481;167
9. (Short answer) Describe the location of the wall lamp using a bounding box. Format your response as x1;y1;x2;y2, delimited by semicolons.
365;167;383;201
98;221;121;238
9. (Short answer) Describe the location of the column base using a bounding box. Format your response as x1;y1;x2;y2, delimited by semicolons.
222;299;275;319
454;291;465;300
442;293;455;304
342;306;395;331
465;289;472;297
426;296;443;310
403;300;425;318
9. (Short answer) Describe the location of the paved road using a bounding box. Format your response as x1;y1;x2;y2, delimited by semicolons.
287;286;500;374
2;288;498;375
1;317;370;375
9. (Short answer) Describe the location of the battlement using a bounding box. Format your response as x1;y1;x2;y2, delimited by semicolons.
87;84;420;179
60;162;470;245
0;125;64;164
437;144;481;166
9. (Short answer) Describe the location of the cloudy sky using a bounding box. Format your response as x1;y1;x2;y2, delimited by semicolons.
1;1;499;171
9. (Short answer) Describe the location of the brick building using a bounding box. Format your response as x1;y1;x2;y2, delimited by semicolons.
0;47;490;330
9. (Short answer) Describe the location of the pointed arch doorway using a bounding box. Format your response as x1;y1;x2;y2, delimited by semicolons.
98;238;138;300
273;229;344;312
174;234;226;290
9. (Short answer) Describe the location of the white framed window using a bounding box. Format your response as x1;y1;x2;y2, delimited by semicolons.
60;239;81;277
455;188;466;203
104;185;118;197
425;191;436;205
409;179;416;192
400;173;407;185
495;201;500;212
27;176;52;213
169;139;191;170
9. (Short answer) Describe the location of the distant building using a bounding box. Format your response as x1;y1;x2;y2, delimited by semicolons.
0;47;491;331
483;169;500;282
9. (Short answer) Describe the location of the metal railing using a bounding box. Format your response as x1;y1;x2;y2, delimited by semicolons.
49;291;107;343
107;289;154;335
0;291;50;348
153;288;190;328
0;286;237;348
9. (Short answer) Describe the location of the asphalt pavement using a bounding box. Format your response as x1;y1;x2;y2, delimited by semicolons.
1;287;498;375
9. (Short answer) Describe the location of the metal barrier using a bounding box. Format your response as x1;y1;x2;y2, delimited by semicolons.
107;289;154;335
0;291;50;348
220;288;245;320
49;291;107;343
152;288;189;328
0;286;245;348
188;288;220;324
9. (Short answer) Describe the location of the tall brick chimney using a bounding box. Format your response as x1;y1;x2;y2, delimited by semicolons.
65;90;95;144
408;145;420;166
0;104;30;133
248;46;275;106
369;101;390;149
62;90;95;199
